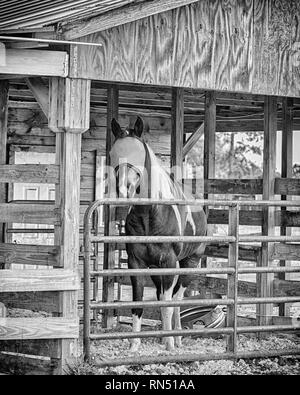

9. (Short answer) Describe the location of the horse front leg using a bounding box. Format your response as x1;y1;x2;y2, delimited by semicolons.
160;274;178;352
173;282;186;348
130;275;144;352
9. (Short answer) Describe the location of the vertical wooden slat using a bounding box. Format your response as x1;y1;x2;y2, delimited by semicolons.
227;204;239;354
0;80;9;252
279;97;293;317
203;91;216;267
257;96;277;331
103;85;119;329
171;87;184;183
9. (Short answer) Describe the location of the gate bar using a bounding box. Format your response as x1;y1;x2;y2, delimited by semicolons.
93;349;300;368
90;324;300;341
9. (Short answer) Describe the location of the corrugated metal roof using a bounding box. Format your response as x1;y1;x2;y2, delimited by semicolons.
0;0;140;31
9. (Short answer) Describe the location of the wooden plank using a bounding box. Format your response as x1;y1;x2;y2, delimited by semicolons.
0;243;59;267
0;318;79;341
171;87;184;182
0;269;80;293
227;205;239;352
275;179;300;196
0;49;68;77
51;77;89;374
0;164;59;184
103;85;119;329
272;244;300;261
0;203;59;225
0;80;8;249
0;339;60;359
0;292;60;314
25;78;49;117
257;96;277;330
279;97;294;316
0;353;55;375
63;0;200;39
273;279;300;298
183;124;204;158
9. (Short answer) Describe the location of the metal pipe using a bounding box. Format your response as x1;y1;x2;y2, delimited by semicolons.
93;349;300;368
90;235;236;244
89;324;300;341
91;267;236;277
90;298;234;310
90;265;300;277
86;198;300;208
0;35;103;47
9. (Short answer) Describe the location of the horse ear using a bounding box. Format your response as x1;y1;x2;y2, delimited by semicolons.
111;118;122;139
133;116;144;138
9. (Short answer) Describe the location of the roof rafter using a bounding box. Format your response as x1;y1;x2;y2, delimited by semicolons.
62;0;200;39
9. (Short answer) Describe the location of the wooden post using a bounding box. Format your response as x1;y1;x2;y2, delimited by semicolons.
227;205;239;354
171;87;184;184
0;81;9;254
49;77;91;374
203;91;216;267
279;98;293;317
103;85;119;329
257;96;277;332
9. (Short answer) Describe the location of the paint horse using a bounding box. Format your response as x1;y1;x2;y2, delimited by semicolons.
110;117;207;352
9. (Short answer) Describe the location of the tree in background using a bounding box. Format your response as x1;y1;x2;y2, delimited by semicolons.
187;132;263;179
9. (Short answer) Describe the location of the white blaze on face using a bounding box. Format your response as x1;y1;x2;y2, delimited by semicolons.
110;138;146;198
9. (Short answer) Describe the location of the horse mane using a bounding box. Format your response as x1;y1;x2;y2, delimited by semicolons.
145;143;185;200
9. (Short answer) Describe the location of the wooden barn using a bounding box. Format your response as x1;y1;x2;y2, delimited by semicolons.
0;0;300;374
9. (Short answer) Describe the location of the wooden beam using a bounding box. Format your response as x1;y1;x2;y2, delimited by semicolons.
204;92;216;192
279;97;294;316
63;0;200;39
183;123;204;158
49;77;90;374
0;269;79;293
203;91;216;267
0;80;8;251
0;49;68;77
0;203;59;225
25;77;49;117
0;164;59;184
0;243;59;267
103;85;119;329
49;78;90;133
257;96;277;331
171;87;184;182
0;318;79;341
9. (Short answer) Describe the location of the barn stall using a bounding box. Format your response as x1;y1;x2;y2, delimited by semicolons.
0;0;300;374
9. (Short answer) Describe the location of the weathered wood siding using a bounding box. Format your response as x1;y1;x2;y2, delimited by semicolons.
70;0;300;97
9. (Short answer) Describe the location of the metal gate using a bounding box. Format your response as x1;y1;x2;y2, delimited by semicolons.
83;198;300;367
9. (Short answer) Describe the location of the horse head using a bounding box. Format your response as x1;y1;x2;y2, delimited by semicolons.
109;117;149;199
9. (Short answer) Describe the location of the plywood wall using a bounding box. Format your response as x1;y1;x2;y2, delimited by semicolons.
70;0;300;97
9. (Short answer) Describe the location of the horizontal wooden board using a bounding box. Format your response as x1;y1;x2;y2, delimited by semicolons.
0;243;59;267
272;244;300;261
0;203;60;225
0;339;60;358
70;0;300;97
0;49;68;77
184;178;300;196
0;353;55;375
0;269;80;293
0;292;60;314
0;317;79;340
0;165;59;184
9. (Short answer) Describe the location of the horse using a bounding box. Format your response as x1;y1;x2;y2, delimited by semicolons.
109;116;207;352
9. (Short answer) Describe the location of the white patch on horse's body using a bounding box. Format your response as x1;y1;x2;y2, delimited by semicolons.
173;284;186;348
186;205;196;235
145;144;184;234
160;273;179;351
130;314;142;352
